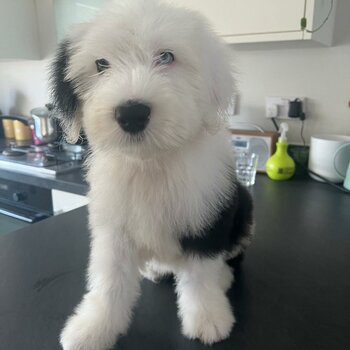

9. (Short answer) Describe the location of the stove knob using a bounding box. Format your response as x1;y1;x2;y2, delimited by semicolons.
13;192;27;202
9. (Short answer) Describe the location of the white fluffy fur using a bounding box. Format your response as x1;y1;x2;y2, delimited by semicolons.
58;1;239;349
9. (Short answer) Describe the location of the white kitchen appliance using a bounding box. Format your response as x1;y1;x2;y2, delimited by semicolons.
308;134;350;183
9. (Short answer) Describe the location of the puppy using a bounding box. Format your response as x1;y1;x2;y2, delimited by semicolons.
50;0;254;349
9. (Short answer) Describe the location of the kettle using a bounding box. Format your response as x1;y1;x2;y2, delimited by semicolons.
309;135;350;183
334;143;350;190
0;104;57;145
344;162;350;190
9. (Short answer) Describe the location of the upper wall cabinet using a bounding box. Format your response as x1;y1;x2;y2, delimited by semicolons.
52;0;336;47
170;0;336;45
54;0;109;42
0;0;40;59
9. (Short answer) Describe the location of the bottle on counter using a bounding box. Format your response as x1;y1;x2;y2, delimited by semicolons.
266;122;295;180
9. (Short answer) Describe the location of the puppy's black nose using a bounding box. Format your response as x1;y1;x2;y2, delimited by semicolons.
115;101;151;134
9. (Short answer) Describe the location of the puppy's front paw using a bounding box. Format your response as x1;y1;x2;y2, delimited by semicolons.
60;294;120;350
60;317;92;350
60;312;116;350
181;302;235;345
60;314;94;350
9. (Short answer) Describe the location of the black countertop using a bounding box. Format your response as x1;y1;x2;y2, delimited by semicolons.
0;176;349;350
0;168;88;195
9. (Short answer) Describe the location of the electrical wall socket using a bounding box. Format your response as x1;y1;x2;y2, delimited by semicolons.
265;96;306;119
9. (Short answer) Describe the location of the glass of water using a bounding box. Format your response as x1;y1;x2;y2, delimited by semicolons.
235;152;259;186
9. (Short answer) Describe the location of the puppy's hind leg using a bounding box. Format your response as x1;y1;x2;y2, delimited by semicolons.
175;256;235;345
60;227;141;350
219;263;234;293
140;260;173;283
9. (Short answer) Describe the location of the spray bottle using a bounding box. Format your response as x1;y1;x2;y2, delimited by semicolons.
266;122;295;180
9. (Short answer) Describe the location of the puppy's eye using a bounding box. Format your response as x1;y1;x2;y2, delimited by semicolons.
156;51;175;65
95;58;110;73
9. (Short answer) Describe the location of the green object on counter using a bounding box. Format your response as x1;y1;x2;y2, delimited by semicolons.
266;122;295;180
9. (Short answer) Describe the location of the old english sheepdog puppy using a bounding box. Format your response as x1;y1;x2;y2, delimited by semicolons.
50;0;254;349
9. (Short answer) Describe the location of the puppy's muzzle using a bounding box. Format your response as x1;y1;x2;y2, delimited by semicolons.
115;100;151;134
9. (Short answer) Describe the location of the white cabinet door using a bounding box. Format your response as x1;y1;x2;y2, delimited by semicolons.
169;0;334;45
52;189;89;215
0;0;40;59
52;0;335;45
174;0;305;37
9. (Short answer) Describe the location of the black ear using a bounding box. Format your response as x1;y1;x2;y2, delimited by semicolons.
50;40;82;143
50;40;79;118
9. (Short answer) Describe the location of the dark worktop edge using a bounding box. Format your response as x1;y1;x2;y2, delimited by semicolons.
0;169;88;196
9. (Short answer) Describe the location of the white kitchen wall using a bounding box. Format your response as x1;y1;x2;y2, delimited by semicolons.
0;0;39;59
0;59;50;115
0;0;349;143
0;0;56;116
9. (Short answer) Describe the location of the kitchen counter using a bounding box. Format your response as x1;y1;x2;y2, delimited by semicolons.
0;167;88;195
0;176;349;350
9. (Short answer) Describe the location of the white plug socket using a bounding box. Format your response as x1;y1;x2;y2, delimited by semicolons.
266;103;279;118
265;96;306;119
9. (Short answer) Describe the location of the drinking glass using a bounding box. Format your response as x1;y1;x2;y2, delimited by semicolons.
235;152;259;186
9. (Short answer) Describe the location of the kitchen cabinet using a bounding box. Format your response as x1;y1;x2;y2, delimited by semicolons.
0;0;40;59
54;0;109;41
52;189;89;215
168;0;336;45
53;0;335;46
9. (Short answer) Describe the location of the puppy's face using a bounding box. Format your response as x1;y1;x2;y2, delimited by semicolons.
51;0;234;158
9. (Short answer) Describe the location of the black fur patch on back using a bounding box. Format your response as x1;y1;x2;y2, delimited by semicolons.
50;40;79;118
179;182;253;258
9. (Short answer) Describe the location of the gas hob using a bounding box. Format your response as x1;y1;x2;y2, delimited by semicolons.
0;143;85;176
